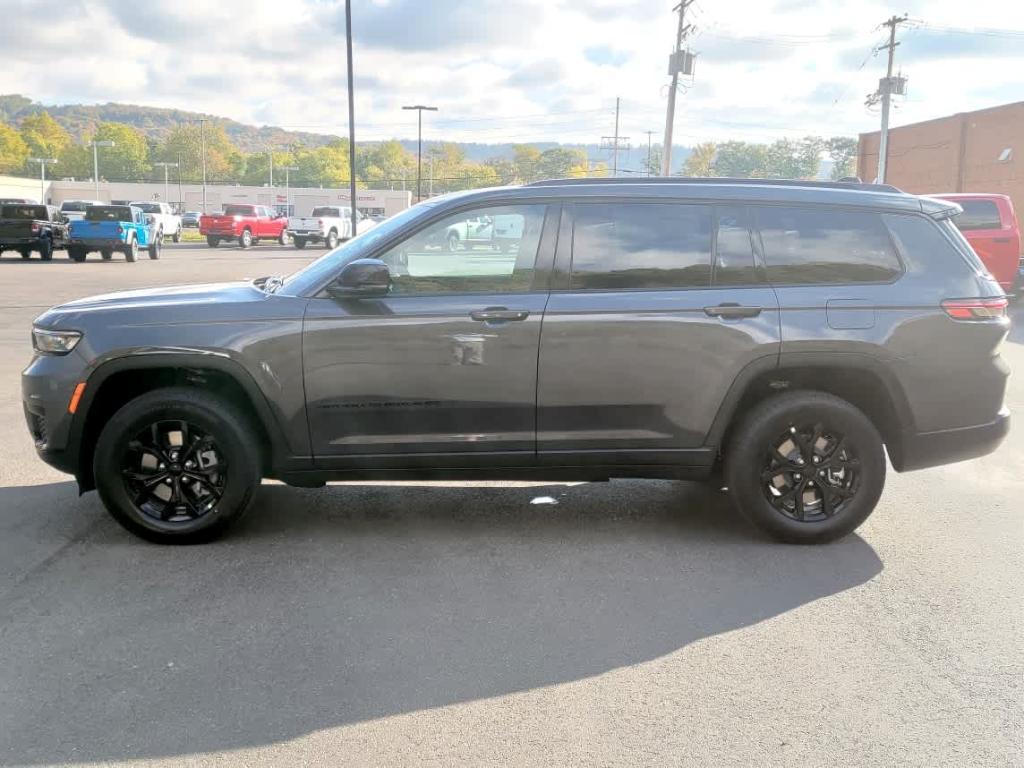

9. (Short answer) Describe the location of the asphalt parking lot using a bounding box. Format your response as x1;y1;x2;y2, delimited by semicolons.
0;243;1021;767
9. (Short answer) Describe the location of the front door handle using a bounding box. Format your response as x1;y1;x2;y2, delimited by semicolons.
470;307;530;322
704;303;762;319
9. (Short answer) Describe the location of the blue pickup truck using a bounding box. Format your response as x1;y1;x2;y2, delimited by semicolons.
67;205;161;262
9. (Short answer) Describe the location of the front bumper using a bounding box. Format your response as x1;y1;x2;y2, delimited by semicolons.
893;407;1011;472
22;352;88;477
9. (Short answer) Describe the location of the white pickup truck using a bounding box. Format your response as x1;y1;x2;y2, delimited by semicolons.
130;201;183;242
287;206;376;250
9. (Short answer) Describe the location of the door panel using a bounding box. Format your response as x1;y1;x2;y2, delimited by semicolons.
537;202;781;459
303;202;556;464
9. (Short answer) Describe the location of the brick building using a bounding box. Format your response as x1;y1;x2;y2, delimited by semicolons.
858;101;1023;214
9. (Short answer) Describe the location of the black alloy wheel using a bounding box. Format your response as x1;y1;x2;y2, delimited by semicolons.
121;420;227;525
762;423;860;522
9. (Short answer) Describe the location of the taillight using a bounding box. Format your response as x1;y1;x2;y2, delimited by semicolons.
317;219;323;226
30;222;40;233
941;297;1008;321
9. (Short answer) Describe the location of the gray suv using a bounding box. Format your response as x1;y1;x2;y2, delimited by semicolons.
23;178;1011;544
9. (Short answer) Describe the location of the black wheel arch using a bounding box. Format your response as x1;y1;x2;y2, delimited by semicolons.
707;352;915;467
69;353;301;492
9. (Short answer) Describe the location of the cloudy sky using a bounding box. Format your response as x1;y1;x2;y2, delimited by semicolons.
1;0;1023;147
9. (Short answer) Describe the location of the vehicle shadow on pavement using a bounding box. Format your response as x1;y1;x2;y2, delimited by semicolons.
0;479;882;764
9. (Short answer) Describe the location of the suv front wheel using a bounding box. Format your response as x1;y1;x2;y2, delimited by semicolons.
725;391;885;544
94;387;261;544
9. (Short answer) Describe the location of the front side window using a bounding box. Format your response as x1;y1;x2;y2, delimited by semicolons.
570;203;713;290
376;204;547;295
756;206;902;284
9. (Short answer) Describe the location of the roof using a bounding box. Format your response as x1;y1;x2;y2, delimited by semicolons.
432;177;940;214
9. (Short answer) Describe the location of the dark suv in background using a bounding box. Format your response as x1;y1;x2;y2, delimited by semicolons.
23;178;1010;544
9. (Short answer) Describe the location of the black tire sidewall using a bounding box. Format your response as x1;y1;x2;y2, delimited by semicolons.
725;391;886;544
239;229;252;248
125;236;137;262
94;388;260;544
294;237;306;249
326;230;338;249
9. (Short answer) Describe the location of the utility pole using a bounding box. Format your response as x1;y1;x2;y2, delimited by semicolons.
199;119;208;214
428;155;434;196
601;97;630;177
176;151;183;212
402;104;438;201
662;0;694;176
268;149;274;189
644;130;657;176
153;161;178;206
871;14;909;183
345;0;358;237
89;140;115;200
281;165;298;215
30;158;57;203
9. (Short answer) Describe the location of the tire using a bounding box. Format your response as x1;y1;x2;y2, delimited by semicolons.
325;229;339;250
93;387;261;544
124;235;138;262
172;227;182;243
101;249;113;261
278;229;290;246
206;236;221;248
239;229;253;248
724;390;885;544
293;236;307;249
69;247;87;262
38;238;53;261
19;249;31;260
148;237;161;260
447;232;460;252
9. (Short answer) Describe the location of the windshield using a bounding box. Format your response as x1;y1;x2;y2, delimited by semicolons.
1;205;46;220
132;202;162;213
223;205;255;216
85;206;132;222
61;201;91;212
282;201;439;296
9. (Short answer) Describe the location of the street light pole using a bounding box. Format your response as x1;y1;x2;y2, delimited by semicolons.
153;161;179;205
281;165;298;215
200;119;208;214
402;104;438;201
89;140;115;200
29;158;57;204
345;0;358;238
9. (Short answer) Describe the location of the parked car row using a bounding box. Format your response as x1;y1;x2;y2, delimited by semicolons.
0;203;161;261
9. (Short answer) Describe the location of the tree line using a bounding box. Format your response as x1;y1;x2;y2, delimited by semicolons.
0;111;858;194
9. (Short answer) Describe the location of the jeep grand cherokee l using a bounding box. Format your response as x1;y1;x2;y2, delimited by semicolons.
23;178;1010;544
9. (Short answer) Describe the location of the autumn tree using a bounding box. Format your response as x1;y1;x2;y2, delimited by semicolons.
19;112;72;163
89;122;151;179
682;142;716;176
827;136;858;179
0;122;29;173
156;123;244;183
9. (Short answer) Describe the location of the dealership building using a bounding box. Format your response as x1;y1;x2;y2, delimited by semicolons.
858;101;1023;214
0;176;412;218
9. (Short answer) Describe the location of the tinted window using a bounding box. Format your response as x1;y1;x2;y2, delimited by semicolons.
85;206;132;222
953;199;1002;231
1;205;46;220
757;206;901;284
570;203;712;289
61;201;90;212
714;207;760;285
376;204;547;295
223;205;255;216
312;207;341;217
132;202;161;213
885;214;989;277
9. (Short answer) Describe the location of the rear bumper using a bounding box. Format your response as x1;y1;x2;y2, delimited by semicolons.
0;237;44;247
893;407;1010;472
70;238;124;249
287;229;326;239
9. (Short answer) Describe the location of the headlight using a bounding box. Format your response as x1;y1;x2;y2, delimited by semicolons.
32;328;82;355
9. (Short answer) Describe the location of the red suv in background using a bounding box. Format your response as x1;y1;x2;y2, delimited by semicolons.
932;193;1020;293
199;204;289;249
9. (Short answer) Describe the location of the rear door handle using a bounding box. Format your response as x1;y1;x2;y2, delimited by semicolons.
704;303;762;319
470;307;530;322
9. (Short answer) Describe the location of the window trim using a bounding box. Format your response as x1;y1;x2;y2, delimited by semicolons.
311;200;561;300
752;202;906;288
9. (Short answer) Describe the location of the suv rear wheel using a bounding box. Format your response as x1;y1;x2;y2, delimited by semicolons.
206;236;220;248
124;235;138;262
239;229;253;248
724;390;885;544
94;387;261;544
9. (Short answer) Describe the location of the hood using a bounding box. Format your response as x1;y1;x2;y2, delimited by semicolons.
36;281;268;326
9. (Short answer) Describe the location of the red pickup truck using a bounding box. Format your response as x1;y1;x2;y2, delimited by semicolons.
932;193;1020;292
199;204;289;248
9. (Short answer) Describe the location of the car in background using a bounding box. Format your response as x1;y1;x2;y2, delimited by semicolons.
286;206;375;249
182;211;202;228
130;201;183;242
0;197;36;205
932;193;1020;293
0;203;68;260
67;205;161;262
199;204;288;248
59;200;104;222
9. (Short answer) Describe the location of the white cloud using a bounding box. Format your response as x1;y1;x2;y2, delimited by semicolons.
0;0;1023;146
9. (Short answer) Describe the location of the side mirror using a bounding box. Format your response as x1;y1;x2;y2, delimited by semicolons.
327;259;391;298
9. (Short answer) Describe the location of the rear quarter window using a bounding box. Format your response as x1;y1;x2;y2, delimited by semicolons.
885;213;990;278
952;200;1002;231
756;206;902;284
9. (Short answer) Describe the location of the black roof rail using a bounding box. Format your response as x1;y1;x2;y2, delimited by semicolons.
526;176;903;194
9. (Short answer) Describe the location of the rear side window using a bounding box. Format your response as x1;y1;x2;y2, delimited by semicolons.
952;199;1001;231
885;214;989;277
756;206;902;284
570;203;712;289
